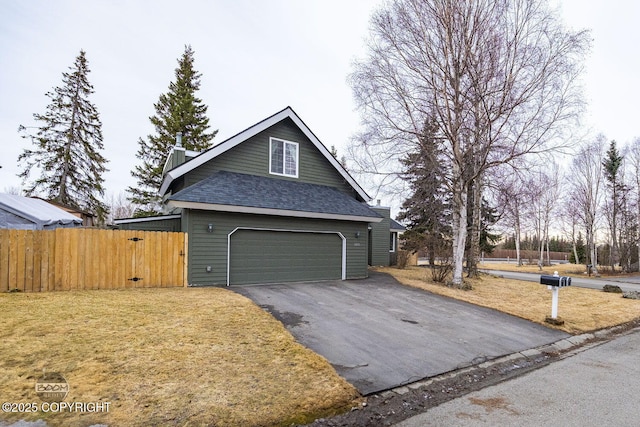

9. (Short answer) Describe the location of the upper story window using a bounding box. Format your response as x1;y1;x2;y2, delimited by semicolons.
270;137;299;178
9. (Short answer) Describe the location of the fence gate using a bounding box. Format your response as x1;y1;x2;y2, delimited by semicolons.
0;229;188;292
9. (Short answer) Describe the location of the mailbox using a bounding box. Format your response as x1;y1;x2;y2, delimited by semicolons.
540;275;571;287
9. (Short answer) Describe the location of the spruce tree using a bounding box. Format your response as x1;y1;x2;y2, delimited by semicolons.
397;117;451;265
128;45;217;216
602;140;625;267
18;50;109;223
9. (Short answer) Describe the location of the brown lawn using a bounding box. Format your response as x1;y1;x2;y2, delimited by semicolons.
0;288;359;427
4;263;640;426
378;266;640;334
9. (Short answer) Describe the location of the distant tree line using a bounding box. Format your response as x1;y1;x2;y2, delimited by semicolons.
501;235;572;254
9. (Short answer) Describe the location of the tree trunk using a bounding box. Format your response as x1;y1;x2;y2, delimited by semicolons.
571;221;580;264
545;220;551;266
587;224;597;273
467;178;482;278
451;184;468;288
537;209;544;269
514;205;522;266
611;185;619;269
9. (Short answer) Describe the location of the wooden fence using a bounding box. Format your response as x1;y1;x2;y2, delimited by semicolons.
0;229;188;292
488;249;570;261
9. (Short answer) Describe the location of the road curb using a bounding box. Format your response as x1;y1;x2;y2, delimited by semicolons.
383;320;640;398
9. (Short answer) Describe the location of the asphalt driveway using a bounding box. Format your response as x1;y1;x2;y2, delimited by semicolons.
233;271;568;395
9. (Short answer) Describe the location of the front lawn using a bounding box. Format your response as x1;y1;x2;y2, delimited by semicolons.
378;266;640;334
0;288;359;426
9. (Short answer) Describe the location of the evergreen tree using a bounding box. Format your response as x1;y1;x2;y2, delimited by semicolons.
397;117;451;265
478;199;501;255
128;45;217;216
602;140;625;266
18;50;109;222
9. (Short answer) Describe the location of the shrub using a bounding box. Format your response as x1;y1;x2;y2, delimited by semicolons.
602;284;623;293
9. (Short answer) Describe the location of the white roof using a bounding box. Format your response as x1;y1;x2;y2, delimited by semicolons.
0;194;83;227
158;107;372;202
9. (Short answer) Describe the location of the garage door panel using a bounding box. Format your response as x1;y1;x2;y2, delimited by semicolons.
230;230;342;285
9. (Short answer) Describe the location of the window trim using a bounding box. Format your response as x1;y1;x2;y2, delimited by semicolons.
390;232;397;253
269;137;299;178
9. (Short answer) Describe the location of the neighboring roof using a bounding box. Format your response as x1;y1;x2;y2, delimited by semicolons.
390;219;406;232
159;106;371;202
168;171;382;223
37;198;94;218
0;194;83;227
113;214;181;225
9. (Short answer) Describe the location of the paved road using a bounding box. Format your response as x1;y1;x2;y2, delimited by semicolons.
234;272;568;395
397;327;640;426
483;269;640;292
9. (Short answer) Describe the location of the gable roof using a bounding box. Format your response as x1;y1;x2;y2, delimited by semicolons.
159;107;371;201
390;218;406;232
0;194;83;228
168;171;382;223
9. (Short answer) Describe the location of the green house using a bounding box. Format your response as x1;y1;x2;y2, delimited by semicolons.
116;107;398;286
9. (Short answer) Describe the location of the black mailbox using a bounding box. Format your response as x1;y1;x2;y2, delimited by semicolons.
540;275;571;287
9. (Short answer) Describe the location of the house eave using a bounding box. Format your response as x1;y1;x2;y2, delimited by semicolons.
167;200;383;223
113;214;182;225
158;107;372;202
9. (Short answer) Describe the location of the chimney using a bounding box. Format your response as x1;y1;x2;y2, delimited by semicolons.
162;132;186;176
376;199;381;206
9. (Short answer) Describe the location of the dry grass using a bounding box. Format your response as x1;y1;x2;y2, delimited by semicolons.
478;261;640;278
378;266;640;334
479;261;588;276
0;288;359;427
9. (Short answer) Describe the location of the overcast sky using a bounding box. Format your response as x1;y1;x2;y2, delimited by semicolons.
2;0;639;213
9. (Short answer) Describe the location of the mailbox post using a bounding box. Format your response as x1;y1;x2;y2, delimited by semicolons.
540;271;571;325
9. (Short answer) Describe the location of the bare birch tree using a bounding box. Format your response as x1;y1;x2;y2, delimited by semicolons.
492;165;528;265
526;165;561;267
569;136;606;271
626;137;640;269
349;0;590;286
561;195;584;265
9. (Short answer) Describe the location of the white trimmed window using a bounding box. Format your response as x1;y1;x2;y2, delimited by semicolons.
390;232;397;252
269;138;299;178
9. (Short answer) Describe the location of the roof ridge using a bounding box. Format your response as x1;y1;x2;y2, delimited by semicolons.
158;107;371;202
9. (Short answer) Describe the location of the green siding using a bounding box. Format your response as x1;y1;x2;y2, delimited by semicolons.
369;207;391;266
186;210;368;286
116;218;181;232
163;148;186;175
229;230;342;284
174;118;358;199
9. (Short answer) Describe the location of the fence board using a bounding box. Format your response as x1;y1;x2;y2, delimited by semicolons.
32;231;42;291
183;233;188;287
40;231;51;291
16;230;26;291
8;230;17;290
0;230;9;292
0;229;187;292
144;232;155;287
24;231;34;292
166;232;175;286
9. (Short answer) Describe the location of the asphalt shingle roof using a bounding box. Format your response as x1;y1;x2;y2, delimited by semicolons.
390;218;406;231
169;171;381;220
